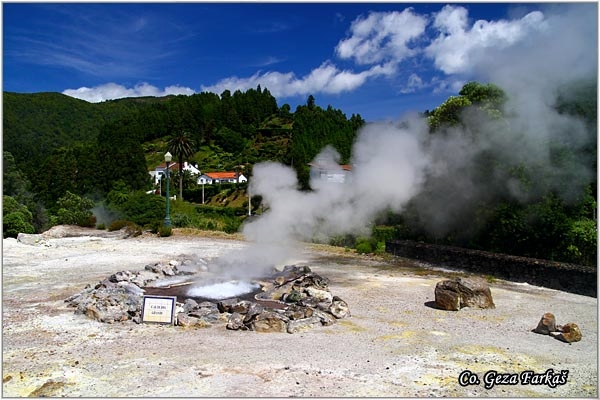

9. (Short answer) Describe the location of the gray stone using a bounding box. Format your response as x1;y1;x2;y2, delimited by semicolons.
305;286;333;303
251;311;289;333
533;312;557;334
226;312;248;330
287;316;322;334
434;277;495;311
311;309;337;326
183;298;199;313
329;297;351;319
243;302;265;322
16;233;46;246
177;314;212;328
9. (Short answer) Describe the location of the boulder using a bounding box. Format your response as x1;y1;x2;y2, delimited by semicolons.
532;312;557;334
434;277;495;311
553;322;582;343
177;314;212;328
250;311;289;333
16;233;46;246
310;309;337;326
243;302;265;322
287;316;322;334
329;297;351;319
226;312;248;330
305;286;333;304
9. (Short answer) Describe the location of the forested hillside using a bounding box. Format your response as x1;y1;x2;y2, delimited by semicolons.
3;81;597;265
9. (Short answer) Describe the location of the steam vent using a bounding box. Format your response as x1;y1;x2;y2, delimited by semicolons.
65;262;350;334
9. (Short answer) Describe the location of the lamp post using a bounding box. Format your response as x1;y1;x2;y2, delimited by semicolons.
164;152;172;228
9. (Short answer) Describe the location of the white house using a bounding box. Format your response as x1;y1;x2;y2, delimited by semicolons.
199;172;247;185
150;161;202;185
308;162;352;184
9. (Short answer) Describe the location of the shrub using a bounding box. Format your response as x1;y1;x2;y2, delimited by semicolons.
3;212;35;238
54;191;95;227
117;191;165;228
355;241;373;254
108;219;131;231
3;196;35;238
96;223;106;230
158;225;172;237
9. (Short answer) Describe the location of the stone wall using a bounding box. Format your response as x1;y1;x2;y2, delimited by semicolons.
386;240;596;298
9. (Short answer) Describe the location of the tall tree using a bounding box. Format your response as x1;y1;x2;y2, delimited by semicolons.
167;130;197;201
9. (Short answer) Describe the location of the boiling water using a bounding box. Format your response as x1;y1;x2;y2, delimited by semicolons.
186;280;261;300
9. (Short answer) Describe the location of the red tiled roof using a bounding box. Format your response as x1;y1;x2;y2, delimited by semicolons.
156;162;180;170
205;172;238;179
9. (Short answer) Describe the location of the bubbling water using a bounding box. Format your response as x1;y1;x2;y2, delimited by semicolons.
186;280;260;300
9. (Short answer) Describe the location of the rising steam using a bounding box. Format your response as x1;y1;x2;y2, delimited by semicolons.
209;4;596;280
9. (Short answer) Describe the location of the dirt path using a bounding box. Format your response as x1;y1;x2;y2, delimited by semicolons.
2;227;597;397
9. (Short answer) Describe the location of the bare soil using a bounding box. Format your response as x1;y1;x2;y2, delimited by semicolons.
2;226;597;397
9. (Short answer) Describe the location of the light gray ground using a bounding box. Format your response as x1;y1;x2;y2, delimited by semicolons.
2;226;597;397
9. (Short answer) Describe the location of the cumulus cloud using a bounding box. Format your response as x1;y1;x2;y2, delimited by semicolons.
335;9;427;65
425;5;547;75
59;4;595;119
62;82;195;102
200;61;393;98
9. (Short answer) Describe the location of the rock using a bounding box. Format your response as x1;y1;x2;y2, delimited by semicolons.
226;312;248;330
282;290;304;303
273;265;311;286
177;314;212;328
553;322;582;343
434;277;495;311
117;281;144;296
183;298;199;313
533;312;557;334
329;297;350;319
311;309;337;326
230;300;253;314
287;316;322;334
243;302;265;322
16;233;46;246
251;311;289;333
217;298;240;313
305;286;333;303
109;271;132;283
285;304;310;320
299;297;320;308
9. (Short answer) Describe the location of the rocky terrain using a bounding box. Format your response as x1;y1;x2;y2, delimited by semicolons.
2;226;597;397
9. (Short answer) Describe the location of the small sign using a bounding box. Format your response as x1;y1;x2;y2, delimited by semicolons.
141;295;177;324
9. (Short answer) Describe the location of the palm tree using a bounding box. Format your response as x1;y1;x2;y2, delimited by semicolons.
167;131;197;201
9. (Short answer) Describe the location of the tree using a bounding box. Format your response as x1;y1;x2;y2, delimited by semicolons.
307;95;316;110
53;191;96;227
167;130;197;201
427;95;472;132
3;196;35;238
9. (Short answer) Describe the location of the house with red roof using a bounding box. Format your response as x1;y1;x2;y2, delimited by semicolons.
198;171;248;185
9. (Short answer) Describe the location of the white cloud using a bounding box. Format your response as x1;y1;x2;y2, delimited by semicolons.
200;61;392;98
62;82;195;102
400;73;425;93
335;9;427;65
425;5;546;75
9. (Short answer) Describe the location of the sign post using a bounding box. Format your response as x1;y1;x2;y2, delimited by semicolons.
141;295;177;324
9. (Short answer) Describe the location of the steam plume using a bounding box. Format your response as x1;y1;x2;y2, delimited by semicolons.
211;4;596;279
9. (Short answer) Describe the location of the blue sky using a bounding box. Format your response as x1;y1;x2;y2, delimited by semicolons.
2;2;597;121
